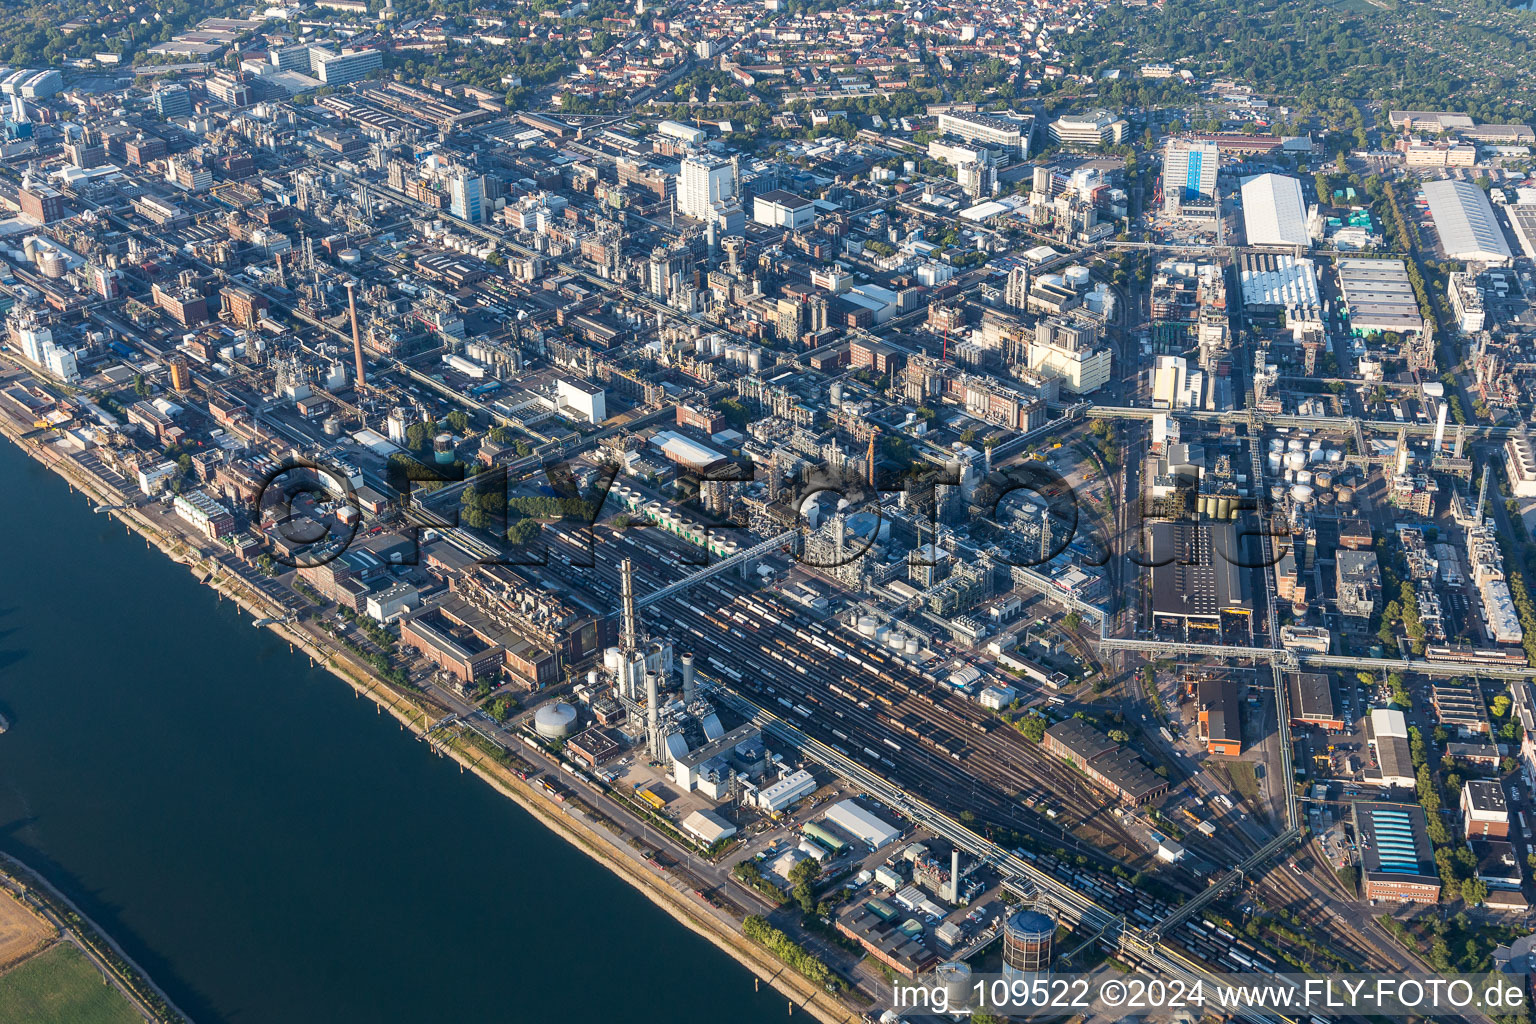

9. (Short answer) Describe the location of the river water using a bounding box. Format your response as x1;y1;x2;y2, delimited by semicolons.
0;437;787;1024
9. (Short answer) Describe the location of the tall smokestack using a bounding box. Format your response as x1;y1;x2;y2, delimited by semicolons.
346;281;365;388
646;670;661;758
620;558;638;653
681;652;695;704
951;849;961;904
1433;402;1448;454
1454;424;1466;459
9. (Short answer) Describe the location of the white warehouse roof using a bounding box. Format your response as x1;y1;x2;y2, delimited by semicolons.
824;799;900;849
1240;173;1310;247
1422;178;1512;263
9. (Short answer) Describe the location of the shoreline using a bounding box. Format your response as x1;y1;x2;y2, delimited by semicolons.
0;400;857;1024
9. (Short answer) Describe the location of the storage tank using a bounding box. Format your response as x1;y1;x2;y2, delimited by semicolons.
1269;438;1285;453
889;632;907;650
1337;486;1355;504
1290;484;1315;503
1296;470;1313;486
1269;484;1287;502
935;962;973;1011
533;702;579;740
1284;452;1307;472
1267;452;1283;475
1326;449;1343;463
1002;909;1055;980
1064;265;1092;291
858;616;878;637
1313;470;1334;490
1287;439;1304;452
322;415;341;436
905;636;921;655
1308;439;1323;451
1308;448;1327;464
1316;490;1335;505
433;433;455;464
1218;496;1234;519
1284;469;1295;484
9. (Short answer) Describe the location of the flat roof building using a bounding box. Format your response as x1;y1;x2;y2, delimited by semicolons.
1288;672;1342;731
1462;779;1510;840
1353;801;1441;902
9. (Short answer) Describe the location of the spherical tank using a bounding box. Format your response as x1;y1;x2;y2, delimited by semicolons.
534;702;579;740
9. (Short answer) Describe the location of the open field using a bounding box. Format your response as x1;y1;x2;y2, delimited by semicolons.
0;944;141;1024
0;892;54;969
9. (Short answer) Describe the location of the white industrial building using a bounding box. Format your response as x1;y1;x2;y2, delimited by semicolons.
756;769;816;813
555;378;606;424
1422;179;1512;264
824;799;900;849
678;155;735;221
752;189;815;229
1162;140;1219;217
1239;252;1323;324
1240;174;1310;247
682;808;737;845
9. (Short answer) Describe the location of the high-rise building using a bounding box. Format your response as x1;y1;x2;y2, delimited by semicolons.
168;356;192;392
1162;140;1219;216
678;155;734;220
1047;110;1129;148
153;85;191;119
311;47;382;85
449;170;484;223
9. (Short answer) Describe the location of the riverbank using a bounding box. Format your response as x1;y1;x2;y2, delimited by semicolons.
0;851;192;1023
0;384;857;1024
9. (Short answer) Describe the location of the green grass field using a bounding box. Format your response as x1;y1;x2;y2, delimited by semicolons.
0;943;141;1024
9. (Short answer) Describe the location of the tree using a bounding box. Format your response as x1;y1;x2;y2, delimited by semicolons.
1492;694;1511;718
789;857;819;914
1019;716;1046;742
445;410;470;434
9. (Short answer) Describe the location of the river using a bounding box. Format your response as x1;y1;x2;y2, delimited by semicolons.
0;436;788;1024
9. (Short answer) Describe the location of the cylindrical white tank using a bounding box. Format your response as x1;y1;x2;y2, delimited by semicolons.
858;616;878;637
1287;439;1304;452
1296;470;1313;486
1291;484;1315;503
534;702;579;740
1285;452;1307;471
1267;452;1283;474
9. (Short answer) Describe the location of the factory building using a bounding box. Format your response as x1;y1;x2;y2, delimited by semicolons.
1042;719;1168;806
1147;520;1253;644
756;768;816;813
1366;708;1415;790
1335;258;1424;336
1288;673;1343;731
555;378;606;424
823;799;900;849
1240;173;1309;247
1422;178;1511;264
752;189;815;230
1353;801;1441;903
1195;678;1241;756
